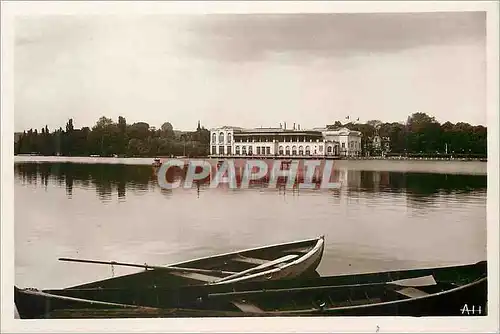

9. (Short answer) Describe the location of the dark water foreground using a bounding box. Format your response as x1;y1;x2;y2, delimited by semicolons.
15;162;486;290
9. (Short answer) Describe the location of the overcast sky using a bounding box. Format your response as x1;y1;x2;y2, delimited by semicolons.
15;12;486;132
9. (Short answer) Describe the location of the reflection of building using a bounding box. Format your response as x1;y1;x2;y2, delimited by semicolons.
209;124;362;158
337;168;362;188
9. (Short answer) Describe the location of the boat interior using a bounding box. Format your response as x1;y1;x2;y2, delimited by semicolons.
200;276;486;314
68;237;321;289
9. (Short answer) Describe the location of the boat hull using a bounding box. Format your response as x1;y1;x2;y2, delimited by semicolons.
15;261;487;319
67;236;325;289
16;278;487;318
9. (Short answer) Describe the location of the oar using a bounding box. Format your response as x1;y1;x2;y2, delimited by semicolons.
208;275;439;299
58;258;236;276
20;287;146;309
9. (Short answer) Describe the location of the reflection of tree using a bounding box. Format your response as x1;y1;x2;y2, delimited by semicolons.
15;163;157;201
338;170;486;208
15;163;486;207
399;173;486;195
65;172;73;197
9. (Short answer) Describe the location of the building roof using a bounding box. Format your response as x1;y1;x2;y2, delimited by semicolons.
322;127;362;136
211;126;244;131
211;125;323;135
234;129;323;136
238;127;283;133
210;125;360;136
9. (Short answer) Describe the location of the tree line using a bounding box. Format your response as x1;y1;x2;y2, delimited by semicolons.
15;112;486;158
336;112;487;158
15;116;210;157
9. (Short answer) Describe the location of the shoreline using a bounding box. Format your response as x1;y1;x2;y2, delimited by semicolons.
14;155;487;176
14;155;487;162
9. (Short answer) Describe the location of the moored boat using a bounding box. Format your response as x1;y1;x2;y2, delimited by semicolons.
15;260;487;318
51;236;324;290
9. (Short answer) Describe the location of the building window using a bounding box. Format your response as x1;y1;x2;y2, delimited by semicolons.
219;132;224;144
227;133;232;144
257;147;261;155
292;146;297;155
212;146;216;155
227;146;231;155
319;146;323;152
212;133;216;143
236;146;240;155
266;147;271;155
242;146;247;155
299;146;304;155
285;146;290;155
327;146;332;154
342;142;345;148
219;145;224;155
279;146;284;155
248;146;253;155
305;146;311;155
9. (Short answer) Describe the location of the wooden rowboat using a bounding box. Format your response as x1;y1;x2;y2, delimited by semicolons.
15;260;486;318
46;236;324;290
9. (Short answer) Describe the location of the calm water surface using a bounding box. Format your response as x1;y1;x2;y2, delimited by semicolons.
14;159;487;290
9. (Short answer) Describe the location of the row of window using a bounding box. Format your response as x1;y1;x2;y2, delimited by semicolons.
340;141;360;149
276;145;335;155
211;145;338;156
212;132;232;145
211;145;232;155
234;138;321;143
234;146;272;155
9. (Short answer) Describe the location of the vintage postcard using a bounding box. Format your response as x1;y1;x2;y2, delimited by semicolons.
1;1;498;333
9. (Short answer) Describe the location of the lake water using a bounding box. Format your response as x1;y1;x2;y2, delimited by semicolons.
14;158;487;290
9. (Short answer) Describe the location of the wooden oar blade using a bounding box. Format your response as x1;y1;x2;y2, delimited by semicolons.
391;275;437;287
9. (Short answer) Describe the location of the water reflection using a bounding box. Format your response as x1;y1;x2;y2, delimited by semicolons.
15;162;487;289
15;162;487;208
15;163;157;201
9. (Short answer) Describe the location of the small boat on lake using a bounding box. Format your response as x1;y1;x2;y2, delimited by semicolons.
52;236;324;290
15;260;487;318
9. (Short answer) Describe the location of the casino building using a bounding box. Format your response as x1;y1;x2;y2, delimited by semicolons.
209;123;362;158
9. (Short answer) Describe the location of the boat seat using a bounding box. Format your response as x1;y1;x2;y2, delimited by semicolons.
232;300;264;313
395;287;429;298
233;256;268;265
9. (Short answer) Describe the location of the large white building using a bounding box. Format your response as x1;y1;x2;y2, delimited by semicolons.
210;124;362;158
